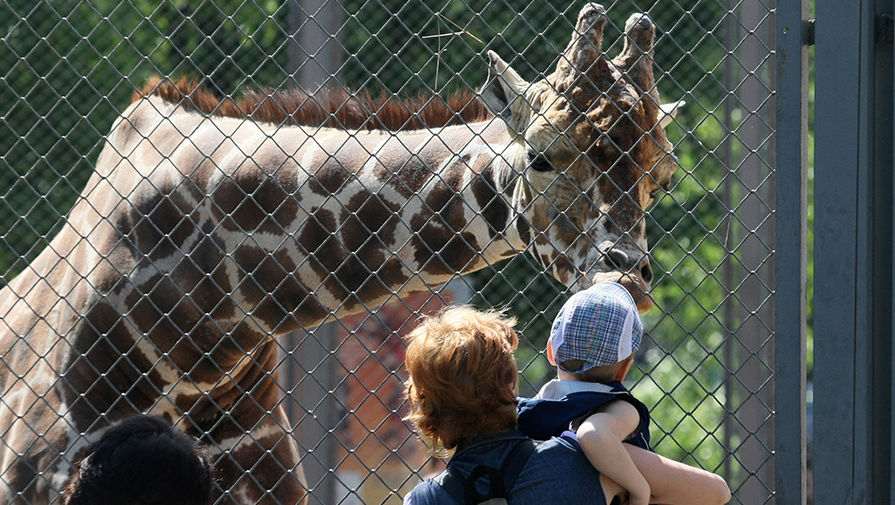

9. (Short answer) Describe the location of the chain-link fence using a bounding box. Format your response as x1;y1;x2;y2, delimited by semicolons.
0;1;787;504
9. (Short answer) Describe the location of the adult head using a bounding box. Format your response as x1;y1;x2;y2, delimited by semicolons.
404;306;519;454
64;415;212;505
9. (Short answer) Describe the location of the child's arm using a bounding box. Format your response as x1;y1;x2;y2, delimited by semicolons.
577;400;650;505
624;444;731;505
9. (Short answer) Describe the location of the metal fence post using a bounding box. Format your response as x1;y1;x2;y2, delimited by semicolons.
284;2;345;504
288;0;344;92
815;0;894;503
773;1;809;504
733;3;776;502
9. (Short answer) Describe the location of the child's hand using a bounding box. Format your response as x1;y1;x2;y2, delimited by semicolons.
625;479;650;505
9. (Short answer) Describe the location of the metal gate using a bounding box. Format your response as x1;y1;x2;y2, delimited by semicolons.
0;1;829;504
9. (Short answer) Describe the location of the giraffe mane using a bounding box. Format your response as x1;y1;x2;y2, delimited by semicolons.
133;76;493;131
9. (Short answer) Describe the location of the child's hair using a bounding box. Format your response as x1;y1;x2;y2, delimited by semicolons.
560;354;634;384
64;415;212;505
404;306;519;455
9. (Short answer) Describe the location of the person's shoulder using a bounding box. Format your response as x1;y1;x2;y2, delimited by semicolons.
406;477;453;505
596;381;649;416
517;386;622;441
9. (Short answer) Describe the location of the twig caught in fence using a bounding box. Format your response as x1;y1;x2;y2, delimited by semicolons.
425;12;484;90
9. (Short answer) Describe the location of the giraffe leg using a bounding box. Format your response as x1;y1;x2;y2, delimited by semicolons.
203;407;307;505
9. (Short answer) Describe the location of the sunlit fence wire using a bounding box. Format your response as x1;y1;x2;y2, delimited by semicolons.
0;1;777;504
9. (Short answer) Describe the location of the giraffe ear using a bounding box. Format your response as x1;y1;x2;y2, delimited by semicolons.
479;50;531;134
658;100;685;128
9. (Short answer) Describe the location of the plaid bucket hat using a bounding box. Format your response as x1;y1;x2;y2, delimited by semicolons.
549;281;643;373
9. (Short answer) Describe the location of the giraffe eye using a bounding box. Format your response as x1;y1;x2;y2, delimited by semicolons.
528;152;554;172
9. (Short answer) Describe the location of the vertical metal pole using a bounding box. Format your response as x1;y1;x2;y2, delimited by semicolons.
288;0;344;92
734;3;775;502
283;3;345;504
813;2;863;501
891;11;895;501
871;2;894;503
292;321;341;505
721;0;736;485
773;1;808;504
815;1;894;504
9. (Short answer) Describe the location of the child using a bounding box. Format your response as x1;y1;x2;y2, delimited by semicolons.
517;281;652;505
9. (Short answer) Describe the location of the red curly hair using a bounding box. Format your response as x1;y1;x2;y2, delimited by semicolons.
404;307;519;455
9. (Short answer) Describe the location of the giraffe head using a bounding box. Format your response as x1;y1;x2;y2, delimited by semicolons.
479;3;682;311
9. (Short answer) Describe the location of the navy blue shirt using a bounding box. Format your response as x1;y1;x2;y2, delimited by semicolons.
404;429;606;505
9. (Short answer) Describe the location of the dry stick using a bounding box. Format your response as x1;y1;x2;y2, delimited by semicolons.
421;12;486;91
439;13;485;44
420;32;469;37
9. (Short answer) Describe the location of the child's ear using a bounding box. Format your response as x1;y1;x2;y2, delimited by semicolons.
615;356;634;381
546;338;556;366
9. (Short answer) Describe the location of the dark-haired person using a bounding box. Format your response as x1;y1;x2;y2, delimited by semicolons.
402;306;730;505
64;415;212;505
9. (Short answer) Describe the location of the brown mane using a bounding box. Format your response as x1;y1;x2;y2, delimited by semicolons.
133;76;493;131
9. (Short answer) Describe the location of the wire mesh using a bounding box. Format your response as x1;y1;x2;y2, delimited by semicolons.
0;1;776;504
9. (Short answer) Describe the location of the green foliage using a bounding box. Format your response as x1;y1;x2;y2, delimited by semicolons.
0;0;293;278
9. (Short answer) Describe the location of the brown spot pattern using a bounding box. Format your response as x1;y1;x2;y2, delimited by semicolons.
471;163;509;238
409;171;481;275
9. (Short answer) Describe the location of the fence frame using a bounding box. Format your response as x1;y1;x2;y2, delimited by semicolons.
774;2;809;505
815;0;894;503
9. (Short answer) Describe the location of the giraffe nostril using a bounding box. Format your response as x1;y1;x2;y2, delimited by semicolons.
640;261;653;284
606;249;629;270
605;249;652;284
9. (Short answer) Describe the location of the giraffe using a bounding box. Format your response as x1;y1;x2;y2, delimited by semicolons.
0;4;682;504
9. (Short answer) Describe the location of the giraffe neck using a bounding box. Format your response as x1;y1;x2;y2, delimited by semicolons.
249;121;527;330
